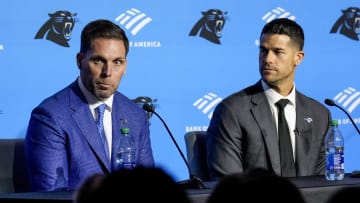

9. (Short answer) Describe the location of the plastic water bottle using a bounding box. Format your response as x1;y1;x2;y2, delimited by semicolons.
115;127;136;170
325;119;344;181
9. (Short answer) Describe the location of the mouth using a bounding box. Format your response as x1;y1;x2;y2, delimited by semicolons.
261;65;275;72
261;66;278;77
97;82;111;90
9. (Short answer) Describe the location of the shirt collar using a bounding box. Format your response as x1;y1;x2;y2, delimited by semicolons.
261;80;296;107
77;77;113;111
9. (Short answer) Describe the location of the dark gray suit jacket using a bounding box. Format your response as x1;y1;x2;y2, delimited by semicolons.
206;81;331;180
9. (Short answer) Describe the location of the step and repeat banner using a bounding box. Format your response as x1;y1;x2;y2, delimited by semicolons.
1;1;360;181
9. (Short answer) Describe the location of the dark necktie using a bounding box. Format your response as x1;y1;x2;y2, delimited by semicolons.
96;104;110;161
276;99;296;177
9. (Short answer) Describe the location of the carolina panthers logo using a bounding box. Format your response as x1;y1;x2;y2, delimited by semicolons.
189;9;227;44
330;7;360;41
34;10;77;47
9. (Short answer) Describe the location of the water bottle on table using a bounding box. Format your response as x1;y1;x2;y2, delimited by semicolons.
115;127;136;170
325;119;344;181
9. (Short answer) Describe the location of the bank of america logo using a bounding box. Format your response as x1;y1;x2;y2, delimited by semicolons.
262;7;296;23
333;87;360;113
115;8;152;36
255;7;296;46
193;93;223;119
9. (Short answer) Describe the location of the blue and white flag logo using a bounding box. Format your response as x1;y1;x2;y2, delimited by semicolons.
193;93;223;119
333;87;360;113
115;8;152;36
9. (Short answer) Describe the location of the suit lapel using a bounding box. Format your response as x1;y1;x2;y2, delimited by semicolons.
111;95;122;170
295;93;314;175
69;82;111;172
110;93;131;171
251;83;281;175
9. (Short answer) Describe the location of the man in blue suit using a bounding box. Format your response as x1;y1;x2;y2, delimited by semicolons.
25;19;155;191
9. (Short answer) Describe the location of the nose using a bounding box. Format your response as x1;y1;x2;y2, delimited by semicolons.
263;51;275;64
101;63;112;76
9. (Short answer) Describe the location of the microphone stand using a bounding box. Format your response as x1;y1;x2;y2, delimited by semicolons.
324;99;360;177
324;99;360;135
143;104;205;189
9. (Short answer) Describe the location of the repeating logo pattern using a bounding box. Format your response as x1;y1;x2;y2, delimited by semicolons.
333;87;360;113
34;10;77;47
193;93;223;119
189;9;227;44
262;7;296;23
330;7;360;41
115;8;152;36
255;7;296;46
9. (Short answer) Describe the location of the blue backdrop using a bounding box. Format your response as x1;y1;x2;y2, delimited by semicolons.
1;0;360;181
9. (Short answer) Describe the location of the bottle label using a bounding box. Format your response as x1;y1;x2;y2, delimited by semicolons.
326;147;344;170
121;162;136;169
326;153;334;170
115;150;136;170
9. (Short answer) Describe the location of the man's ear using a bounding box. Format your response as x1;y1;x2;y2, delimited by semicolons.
295;50;305;66
76;53;83;69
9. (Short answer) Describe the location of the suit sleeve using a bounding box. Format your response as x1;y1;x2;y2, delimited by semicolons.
316;107;331;175
25;107;68;191
206;101;244;180
137;112;155;167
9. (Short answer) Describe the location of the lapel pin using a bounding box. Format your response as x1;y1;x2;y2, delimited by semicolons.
304;117;313;124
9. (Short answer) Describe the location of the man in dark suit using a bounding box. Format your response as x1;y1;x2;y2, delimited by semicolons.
25;19;154;191
206;18;331;180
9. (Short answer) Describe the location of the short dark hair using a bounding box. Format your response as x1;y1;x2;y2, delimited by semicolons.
260;18;304;50
80;19;129;56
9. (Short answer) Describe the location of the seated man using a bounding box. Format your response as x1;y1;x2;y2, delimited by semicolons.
206;18;331;180
25;19;155;191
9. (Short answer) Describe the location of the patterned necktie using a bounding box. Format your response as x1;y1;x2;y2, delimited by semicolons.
96;104;110;161
276;99;296;177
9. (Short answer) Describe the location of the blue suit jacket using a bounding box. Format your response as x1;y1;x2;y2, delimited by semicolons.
25;80;155;191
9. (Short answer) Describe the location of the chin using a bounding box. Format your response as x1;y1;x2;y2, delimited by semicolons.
261;76;272;82
95;91;112;100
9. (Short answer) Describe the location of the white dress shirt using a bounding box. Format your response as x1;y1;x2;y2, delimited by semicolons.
78;77;114;159
262;80;297;160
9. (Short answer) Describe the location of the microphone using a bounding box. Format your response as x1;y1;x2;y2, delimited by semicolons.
293;129;301;136
325;98;360;178
324;98;360;135
142;103;205;189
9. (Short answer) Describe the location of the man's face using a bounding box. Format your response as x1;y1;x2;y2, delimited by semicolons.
259;34;304;88
77;38;127;101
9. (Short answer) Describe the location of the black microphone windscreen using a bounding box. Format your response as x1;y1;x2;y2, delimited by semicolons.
142;103;154;112
325;98;335;106
324;97;360;135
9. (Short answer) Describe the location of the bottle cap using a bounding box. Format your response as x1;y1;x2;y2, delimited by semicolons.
330;120;338;126
121;127;130;134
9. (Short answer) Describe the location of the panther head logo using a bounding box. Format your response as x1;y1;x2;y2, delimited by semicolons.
189;9;227;44
34;10;77;47
330;7;360;41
